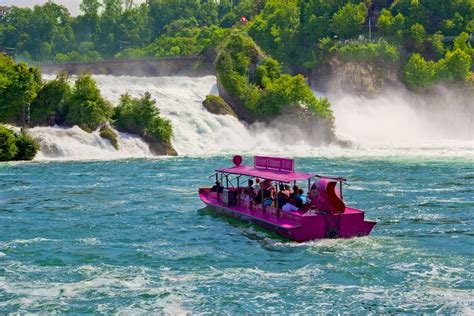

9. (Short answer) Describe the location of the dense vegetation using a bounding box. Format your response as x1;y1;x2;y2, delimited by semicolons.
0;126;40;161
113;92;175;155
216;31;332;120
1;0;472;90
0;53;175;159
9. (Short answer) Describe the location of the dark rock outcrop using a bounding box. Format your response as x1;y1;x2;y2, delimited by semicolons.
143;135;177;156
313;57;401;95
202;95;237;118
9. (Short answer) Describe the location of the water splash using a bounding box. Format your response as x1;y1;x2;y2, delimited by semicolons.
36;75;473;160
328;85;474;149
30;126;152;161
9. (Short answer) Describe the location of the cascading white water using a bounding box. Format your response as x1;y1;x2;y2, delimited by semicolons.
329;86;473;148
30;126;152;160
36;74;473;160
92;75;325;157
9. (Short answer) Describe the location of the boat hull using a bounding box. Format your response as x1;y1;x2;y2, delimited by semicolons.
199;188;376;242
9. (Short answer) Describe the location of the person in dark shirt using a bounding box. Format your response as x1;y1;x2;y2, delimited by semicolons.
289;185;304;208
210;181;223;193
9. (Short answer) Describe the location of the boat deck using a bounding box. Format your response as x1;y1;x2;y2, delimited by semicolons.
199;189;305;230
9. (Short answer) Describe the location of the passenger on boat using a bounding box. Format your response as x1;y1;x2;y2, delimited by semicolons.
263;188;275;207
260;179;273;191
277;184;290;208
299;188;307;204
309;181;319;204
240;187;252;207
263;196;273;207
210;181;224;193
244;179;255;200
253;178;261;195
289;186;304;208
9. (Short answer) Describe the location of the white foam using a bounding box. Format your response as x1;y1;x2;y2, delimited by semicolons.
37;74;473;159
329;86;474;151
29;125;152;161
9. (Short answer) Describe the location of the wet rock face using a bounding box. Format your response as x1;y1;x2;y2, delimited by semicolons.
202;95;237;118
216;81;257;124
272;106;337;146
143;135;177;156
315;58;400;95
216;79;339;146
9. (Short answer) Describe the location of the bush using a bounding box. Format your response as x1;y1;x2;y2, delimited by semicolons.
66;73;113;132
404;49;472;89
30;73;72;126
437;49;472;81
113;92;173;144
0;54;41;123
0;126;18;161
330;2;367;39
332;39;400;65
99;125;119;150
14;131;40;161
403;53;436;89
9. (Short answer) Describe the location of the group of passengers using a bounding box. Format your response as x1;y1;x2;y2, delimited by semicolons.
239;178;309;213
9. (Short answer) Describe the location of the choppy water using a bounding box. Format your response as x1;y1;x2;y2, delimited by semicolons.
1;156;473;313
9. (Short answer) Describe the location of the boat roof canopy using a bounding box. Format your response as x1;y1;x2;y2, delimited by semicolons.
215;165;315;183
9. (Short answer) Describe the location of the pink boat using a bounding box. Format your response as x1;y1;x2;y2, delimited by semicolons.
199;156;376;242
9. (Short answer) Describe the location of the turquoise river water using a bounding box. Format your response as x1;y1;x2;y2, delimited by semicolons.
1;156;473;313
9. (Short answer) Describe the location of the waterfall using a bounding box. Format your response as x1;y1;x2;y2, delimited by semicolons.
33;75;473;160
29;126;152;160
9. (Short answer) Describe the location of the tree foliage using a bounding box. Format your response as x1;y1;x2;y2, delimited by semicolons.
216;31;333;120
14;130;40;160
0;126;39;161
30;73;71;126
113;92;173;144
0;54;41;123
330;2;367;39
0;125;18;161
66;73;113;132
1;0;473;91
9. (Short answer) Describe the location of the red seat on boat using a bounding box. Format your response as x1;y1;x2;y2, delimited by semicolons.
315;179;345;213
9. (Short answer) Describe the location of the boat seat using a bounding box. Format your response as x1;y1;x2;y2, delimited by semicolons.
315;179;345;213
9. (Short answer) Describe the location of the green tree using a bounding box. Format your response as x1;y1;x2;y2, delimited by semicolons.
330;2;367;39
75;0;101;43
30;73;72;126
80;0;101;16
216;31;333;120
428;32;445;59
0;126;18;161
377;9;405;40
14;131;40;160
248;0;301;64
148;0;201;35
66;73;113;132
403;53;436;89
410;23;426;51
454;32;474;61
0;54;41;123
438;48;472;81
113;92;173;144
